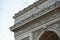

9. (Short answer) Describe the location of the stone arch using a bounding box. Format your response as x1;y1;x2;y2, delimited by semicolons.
37;28;60;40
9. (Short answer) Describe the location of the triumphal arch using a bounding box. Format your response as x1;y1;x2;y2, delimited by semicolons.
10;0;60;40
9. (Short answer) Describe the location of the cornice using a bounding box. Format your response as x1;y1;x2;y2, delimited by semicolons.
15;17;60;37
13;0;46;18
10;1;60;32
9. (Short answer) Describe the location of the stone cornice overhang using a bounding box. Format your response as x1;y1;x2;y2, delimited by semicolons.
13;0;46;18
10;1;60;32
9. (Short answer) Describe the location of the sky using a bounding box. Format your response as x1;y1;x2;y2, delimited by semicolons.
0;0;37;40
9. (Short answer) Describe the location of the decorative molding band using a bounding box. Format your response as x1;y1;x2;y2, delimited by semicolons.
13;0;46;18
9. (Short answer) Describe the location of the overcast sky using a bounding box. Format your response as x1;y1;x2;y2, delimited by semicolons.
0;0;37;40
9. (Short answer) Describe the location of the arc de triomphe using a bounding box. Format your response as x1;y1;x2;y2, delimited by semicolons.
10;0;60;40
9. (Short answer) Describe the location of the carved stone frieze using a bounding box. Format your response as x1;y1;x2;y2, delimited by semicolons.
14;7;60;36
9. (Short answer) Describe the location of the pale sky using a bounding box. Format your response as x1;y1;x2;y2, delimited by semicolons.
0;0;37;40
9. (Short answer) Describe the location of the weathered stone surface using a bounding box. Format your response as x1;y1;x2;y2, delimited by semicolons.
10;0;60;40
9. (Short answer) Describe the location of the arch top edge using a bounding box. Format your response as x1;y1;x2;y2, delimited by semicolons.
37;28;60;40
